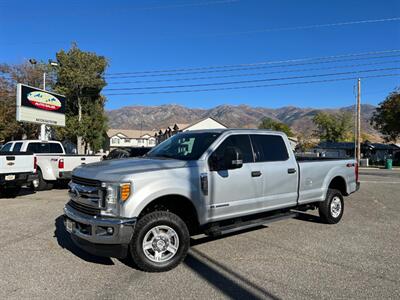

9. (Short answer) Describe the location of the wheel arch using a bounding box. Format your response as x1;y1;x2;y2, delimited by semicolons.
328;176;348;196
138;194;200;235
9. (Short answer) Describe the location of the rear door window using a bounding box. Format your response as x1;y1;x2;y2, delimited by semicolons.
250;135;289;162
12;142;23;152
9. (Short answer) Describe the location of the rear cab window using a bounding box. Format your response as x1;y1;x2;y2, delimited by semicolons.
26;142;64;154
250;134;289;162
27;143;50;153
49;143;64;153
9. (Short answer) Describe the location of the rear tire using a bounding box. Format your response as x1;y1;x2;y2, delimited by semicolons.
130;211;190;272
319;189;344;224
37;170;54;191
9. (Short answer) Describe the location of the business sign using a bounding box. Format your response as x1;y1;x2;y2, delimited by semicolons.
16;84;66;126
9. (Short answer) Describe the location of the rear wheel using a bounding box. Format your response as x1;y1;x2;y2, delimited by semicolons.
130;211;190;272
37;169;54;191
319;189;344;224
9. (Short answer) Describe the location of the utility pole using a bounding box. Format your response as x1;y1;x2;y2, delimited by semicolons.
356;78;361;163
40;72;47;140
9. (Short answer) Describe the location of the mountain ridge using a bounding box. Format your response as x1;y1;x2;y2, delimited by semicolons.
106;104;380;140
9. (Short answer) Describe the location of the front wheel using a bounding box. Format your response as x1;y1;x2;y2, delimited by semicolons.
130;211;190;272
319;189;344;224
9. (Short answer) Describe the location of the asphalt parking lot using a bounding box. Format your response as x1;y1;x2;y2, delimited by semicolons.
0;169;399;299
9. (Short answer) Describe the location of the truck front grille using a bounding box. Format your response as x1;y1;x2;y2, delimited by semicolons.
67;200;100;216
71;175;101;187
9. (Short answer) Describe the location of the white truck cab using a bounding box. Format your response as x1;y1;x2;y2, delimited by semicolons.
1;140;102;190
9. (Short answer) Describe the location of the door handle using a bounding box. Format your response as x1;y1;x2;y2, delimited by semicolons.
287;168;296;174
251;171;262;177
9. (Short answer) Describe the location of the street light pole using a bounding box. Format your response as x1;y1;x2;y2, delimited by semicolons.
30;58;58;141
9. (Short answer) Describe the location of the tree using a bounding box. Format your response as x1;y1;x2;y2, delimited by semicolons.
0;62;53;141
258;117;294;137
371;89;400;142
54;43;108;153
313;111;353;142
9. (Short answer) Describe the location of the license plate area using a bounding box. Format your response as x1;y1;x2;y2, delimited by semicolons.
65;218;74;233
5;174;15;181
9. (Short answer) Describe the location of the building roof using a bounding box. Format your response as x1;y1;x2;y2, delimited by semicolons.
156;117;227;135
316;141;400;151
107;129;155;139
186;117;228;129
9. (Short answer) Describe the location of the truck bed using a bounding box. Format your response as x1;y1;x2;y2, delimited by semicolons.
297;158;358;204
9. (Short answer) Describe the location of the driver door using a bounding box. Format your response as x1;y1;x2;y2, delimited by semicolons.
207;134;262;221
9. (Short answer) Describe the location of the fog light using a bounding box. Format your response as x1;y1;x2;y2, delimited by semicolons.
107;227;114;235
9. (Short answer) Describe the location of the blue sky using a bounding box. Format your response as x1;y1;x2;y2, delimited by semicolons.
1;0;399;110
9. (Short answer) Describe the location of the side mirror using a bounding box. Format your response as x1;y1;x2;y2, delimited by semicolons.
224;146;243;169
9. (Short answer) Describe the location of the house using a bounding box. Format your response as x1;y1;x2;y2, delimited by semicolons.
155;117;227;143
312;141;400;164
107;129;157;149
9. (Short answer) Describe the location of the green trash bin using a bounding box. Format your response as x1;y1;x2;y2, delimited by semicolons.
385;159;393;170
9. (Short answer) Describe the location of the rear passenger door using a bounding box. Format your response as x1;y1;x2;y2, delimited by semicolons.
250;134;298;209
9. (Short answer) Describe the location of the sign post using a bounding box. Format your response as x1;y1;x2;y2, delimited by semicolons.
16;84;66;138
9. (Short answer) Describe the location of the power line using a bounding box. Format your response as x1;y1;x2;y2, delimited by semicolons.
106;49;400;76
103;73;400;96
202;16;400;37
104;67;400;91
107;59;400;85
129;0;239;10
106;53;400;79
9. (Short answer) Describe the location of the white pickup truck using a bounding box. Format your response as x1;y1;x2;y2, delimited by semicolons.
0;140;102;190
0;148;38;197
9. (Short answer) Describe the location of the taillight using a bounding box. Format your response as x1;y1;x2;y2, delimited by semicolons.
34;156;37;173
58;159;64;169
355;162;359;183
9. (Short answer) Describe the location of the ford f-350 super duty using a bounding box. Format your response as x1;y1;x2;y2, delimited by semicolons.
64;129;360;272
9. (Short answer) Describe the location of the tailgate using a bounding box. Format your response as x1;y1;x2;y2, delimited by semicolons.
60;156;102;172
0;154;34;174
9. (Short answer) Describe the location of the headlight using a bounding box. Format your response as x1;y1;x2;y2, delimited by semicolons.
100;182;131;216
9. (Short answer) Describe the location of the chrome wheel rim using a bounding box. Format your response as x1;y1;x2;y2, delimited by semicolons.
142;225;179;263
330;196;342;218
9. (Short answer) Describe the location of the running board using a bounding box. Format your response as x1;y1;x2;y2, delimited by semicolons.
205;211;298;237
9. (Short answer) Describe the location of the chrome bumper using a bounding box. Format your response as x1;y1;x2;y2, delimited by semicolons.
63;204;136;245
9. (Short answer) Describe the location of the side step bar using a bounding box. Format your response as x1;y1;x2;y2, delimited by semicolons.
205;211;298;237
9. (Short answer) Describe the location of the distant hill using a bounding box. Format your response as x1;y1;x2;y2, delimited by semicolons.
106;104;380;141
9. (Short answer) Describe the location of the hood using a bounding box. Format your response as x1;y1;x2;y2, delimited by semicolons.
72;157;188;181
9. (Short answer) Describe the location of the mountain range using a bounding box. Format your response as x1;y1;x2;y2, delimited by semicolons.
106;104;380;140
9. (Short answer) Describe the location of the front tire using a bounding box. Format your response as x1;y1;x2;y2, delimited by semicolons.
2;186;21;198
130;211;190;272
319;189;344;224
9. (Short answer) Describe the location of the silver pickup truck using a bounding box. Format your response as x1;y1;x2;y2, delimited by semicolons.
64;129;359;272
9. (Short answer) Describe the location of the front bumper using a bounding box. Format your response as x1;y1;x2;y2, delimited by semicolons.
0;172;38;187
63;204;136;258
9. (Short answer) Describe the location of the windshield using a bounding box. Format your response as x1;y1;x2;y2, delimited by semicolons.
146;132;221;161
